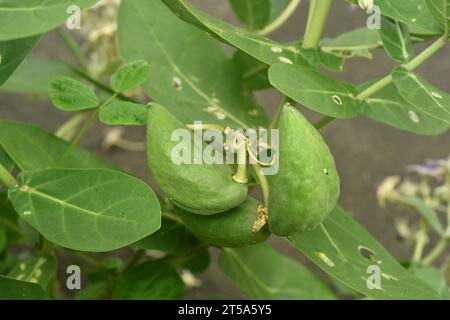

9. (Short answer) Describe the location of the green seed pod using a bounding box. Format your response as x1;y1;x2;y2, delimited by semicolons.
175;196;270;247
147;104;247;215
269;105;340;236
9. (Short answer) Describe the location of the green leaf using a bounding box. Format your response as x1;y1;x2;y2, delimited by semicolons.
219;243;336;299
392;67;450;124
360;82;449;135
1;57;78;95
0;276;49;299
269;64;361;118
346;0;443;33
0;193;19;239
409;196;445;236
232;51;270;91
116;261;185;299
118;0;268;128
48;76;99;111
413;266;448;295
379;16;414;63
0;226;7;253
229;0;271;31
110;60;150;93
162;0;308;66
288;206;441;299
135;217;199;256
0;147;13;173
8;168;161;252
181;248;211;274
0;0;99;41
8;255;57;289
0;120;113;170
426;0;450;31
321;28;382;59
0;35;41;87
99;100;148;126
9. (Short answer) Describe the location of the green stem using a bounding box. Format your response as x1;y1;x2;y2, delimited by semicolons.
0;164;15;189
55;111;90;141
56;28;88;69
423;237;449;266
251;164;270;207
412;220;428;262
302;0;332;49
314;116;335;130
257;0;302;36
65;62;139;104
357;35;448;101
58;94;117;165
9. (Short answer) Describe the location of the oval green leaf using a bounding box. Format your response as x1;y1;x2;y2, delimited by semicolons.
0;120;113;170
288;206;441;299
0;0;99;41
219;243;336;299
0;276;49;299
49;76;99;111
110;60;150;93
269;63;361;118
8;168;161;252
100;100;148;126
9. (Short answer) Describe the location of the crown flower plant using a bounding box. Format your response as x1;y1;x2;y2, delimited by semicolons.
0;0;449;301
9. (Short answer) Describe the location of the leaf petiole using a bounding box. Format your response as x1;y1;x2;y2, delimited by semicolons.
257;0;302;36
0;163;15;189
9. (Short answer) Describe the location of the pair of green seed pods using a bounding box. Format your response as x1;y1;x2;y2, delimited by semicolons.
146;104;339;246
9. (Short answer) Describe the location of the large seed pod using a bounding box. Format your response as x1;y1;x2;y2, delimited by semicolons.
175;196;270;247
268;105;340;236
147;104;247;215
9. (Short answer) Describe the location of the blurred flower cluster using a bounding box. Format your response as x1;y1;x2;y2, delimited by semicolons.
80;0;122;79
377;154;450;270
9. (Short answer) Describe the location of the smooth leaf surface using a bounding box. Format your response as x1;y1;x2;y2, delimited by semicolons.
1;57;78;95
135;217;199;256
321;28;382;59
0;276;49;299
232;51;270;91
8;168;161;252
0;0;99;41
8;255;57;289
219;243;336;299
116;261;185;299
269;64;361;118
378;0;443;33
110;60;150;93
426;0;450;31
48;76;99;111
288;206;440;299
0;120;113;170
392;67;450;124
379;16;414;62
229;0;271;31
119;0;268;128
414;266;449;296
162;0;308;66
0;36;41;87
99;100;148;126
360;82;449;135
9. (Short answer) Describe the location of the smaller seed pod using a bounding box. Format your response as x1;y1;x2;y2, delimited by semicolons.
268;105;340;236
175;196;271;247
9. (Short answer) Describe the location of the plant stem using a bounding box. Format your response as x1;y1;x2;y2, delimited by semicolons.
423;237;449;266
257;0;302;36
0;164;15;189
58;94;117;165
251;164;270;207
56;28;88;69
55;111;90;141
356;35;448;101
302;0;332;49
412;221;428;262
65;62;139;103
314;116;335;129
